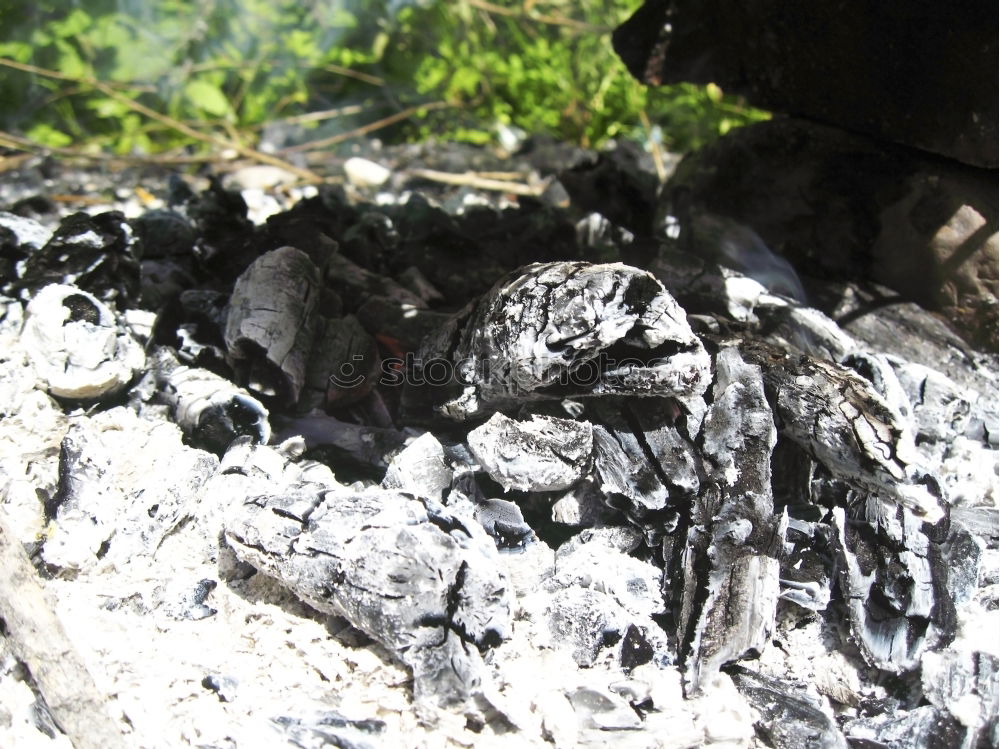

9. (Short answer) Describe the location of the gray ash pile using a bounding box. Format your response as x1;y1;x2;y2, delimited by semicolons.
0;144;996;748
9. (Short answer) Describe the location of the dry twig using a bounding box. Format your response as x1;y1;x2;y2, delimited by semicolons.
407;167;548;196
0;57;325;183
281;101;452;153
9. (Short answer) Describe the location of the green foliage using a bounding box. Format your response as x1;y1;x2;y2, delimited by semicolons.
0;0;768;155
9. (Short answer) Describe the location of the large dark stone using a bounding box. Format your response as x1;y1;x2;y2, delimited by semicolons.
613;0;999;168
659;118;998;350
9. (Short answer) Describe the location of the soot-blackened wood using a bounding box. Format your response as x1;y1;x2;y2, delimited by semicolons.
20;283;145;400
408;261;711;420
677;346;784;695
223;482;511;707
303;314;377;409
152;347;270;452
224;246;322;405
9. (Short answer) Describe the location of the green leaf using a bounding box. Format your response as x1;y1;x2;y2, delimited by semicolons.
26;123;73;148
184;79;232;118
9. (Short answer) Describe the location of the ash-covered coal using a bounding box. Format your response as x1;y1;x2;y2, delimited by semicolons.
0;144;996;749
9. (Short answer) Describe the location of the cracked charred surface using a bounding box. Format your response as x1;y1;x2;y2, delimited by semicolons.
676;345;784;695
224;246;322;405
221;465;512;708
406;261;711;420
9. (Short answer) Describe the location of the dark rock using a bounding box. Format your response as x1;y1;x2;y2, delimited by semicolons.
613;0;998;167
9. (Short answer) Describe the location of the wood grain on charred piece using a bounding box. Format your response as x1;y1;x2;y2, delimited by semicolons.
222;482;511;708
20;283;145;400
739;340;945;523
676;346;784;695
224;246;322;405
408;261;711;420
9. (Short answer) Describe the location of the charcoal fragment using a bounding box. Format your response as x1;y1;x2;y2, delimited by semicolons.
467;412;592;492
21;284;145;400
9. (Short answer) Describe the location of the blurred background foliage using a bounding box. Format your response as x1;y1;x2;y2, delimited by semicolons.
0;0;768;157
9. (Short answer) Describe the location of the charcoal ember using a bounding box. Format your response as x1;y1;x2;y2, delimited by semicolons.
272;711;385;749
139;258;197;310
728;666;848;749
565;686;643;731
575;213;630;264
272;411;408;479
778;518;833;613
950;507;999;549
303;315;378;409
20;284;145;400
0;211;51;285
557;143;659;236
354;296;451;353
397;265;445;306
742;340;944;522
677;346;784;694
151;347;270;453
472;497;533;550
42;408;218;573
381;432;452;500
467;412;593;492
889;359;990;445
810;279;999;422
831;502;944;672
222;485;512;707
324;252;425;312
525;527;670;668
588;397;701;516
225;246;322;405
0;210;53;252
844;705;969;749
550;477;624;528
339;209;398;270
14;211;140;307
184;177;258;280
131;209;196;259
411;261;710;420
921;649;998;743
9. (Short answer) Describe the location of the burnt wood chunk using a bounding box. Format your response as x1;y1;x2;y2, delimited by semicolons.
677;346;784;694
223;484;511;707
224;246;322;405
467;412;592;492
410;261;711;420
21;283;145;400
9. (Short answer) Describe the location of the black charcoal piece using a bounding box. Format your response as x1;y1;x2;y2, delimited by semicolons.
303;314;377;409
832;501;942;673
273;412;408;476
467;412;592;492
273;711;385;749
223;486;511;707
677;346;784;695
20;283;145;400
14;211;141;307
619;624;655;671
565;686;644;731
224;246;322;405
201;674;239;703
743;340;944;522
152;347;270;452
728;666;848;749
381;432;452;500
409;261;711;419
473;497;533;549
